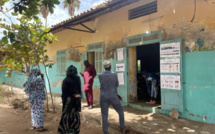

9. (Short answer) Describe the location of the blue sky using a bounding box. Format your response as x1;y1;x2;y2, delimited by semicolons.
0;0;106;38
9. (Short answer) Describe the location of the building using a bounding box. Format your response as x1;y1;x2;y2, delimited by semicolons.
1;0;215;124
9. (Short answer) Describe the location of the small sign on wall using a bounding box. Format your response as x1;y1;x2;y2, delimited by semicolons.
117;48;124;61
160;42;180;57
116;63;125;72
160;58;180;73
161;75;181;90
117;73;125;85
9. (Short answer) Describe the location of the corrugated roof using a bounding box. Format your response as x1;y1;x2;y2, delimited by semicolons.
50;0;112;29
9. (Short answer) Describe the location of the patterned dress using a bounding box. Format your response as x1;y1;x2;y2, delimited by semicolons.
24;68;46;128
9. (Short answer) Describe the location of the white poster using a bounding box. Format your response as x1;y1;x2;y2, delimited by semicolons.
117;73;124;85
160;58;180;73
117;48;124;61
160;42;180;57
161;75;181;90
116;63;125;72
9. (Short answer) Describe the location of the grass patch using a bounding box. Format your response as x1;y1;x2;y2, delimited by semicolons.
11;98;29;110
0;84;14;103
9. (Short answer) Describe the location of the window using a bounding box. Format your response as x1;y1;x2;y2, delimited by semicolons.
87;43;104;74
95;51;103;73
129;0;157;20
57;50;67;75
137;60;141;73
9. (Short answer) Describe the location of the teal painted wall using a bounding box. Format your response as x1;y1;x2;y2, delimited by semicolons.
1;51;215;123
181;51;215;123
161;51;215;123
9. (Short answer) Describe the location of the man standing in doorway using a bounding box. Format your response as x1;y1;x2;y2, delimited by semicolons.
98;61;127;134
80;60;96;109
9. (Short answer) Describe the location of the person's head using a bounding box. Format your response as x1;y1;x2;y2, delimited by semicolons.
66;65;77;77
103;61;111;71
142;71;147;79
84;60;90;67
29;68;40;77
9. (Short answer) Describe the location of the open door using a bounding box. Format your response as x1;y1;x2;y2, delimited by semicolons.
160;39;184;113
114;47;128;106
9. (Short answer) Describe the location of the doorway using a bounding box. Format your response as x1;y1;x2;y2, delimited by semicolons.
136;43;161;105
88;52;95;66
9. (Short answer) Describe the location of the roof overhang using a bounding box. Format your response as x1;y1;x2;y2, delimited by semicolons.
50;0;139;34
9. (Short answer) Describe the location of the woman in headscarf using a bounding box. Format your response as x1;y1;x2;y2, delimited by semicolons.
58;65;81;134
23;68;47;132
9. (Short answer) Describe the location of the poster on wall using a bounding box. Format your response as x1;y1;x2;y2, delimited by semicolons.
117;48;124;61
160;42;180;57
116;63;125;72
160;58;180;73
161;75;181;90
117;73;125;85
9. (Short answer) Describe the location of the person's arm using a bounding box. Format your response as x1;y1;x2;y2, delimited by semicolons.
115;73;119;88
74;76;82;98
84;71;91;90
92;66;97;78
98;74;102;85
80;72;84;77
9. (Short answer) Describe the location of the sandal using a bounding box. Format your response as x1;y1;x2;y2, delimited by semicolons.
152;101;156;104
31;127;36;130
149;100;153;104
35;128;48;132
83;105;89;107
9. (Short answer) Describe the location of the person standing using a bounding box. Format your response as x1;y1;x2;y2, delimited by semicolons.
58;65;81;134
98;61;127;134
23;68;47;132
80;60;96;109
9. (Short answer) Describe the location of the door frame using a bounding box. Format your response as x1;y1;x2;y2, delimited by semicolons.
126;30;162;103
126;30;184;113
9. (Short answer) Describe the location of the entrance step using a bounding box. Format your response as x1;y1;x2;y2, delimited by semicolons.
128;102;161;113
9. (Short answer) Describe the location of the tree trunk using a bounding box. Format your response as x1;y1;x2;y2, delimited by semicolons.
43;62;55;112
45;18;47;27
37;65;49;112
10;75;13;91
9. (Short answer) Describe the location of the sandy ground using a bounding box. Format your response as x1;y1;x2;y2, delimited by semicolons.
0;103;118;134
1;86;215;134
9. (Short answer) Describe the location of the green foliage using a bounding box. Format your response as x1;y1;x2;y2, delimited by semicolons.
1;0;60;18
0;16;58;76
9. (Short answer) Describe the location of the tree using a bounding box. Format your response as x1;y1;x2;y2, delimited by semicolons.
0;13;58;112
0;0;60;19
63;0;80;16
40;5;49;26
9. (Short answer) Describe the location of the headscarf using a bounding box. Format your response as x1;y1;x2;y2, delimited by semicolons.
23;68;45;96
66;65;77;77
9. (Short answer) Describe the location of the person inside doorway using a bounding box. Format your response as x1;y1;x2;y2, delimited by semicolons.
142;71;151;97
80;60;96;109
142;71;160;104
98;61;127;134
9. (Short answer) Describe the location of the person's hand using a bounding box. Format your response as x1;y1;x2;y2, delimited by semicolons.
41;73;44;80
80;72;84;76
74;94;81;98
67;97;71;103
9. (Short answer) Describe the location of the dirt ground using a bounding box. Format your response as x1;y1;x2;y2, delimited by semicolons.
0;103;119;134
1;86;215;134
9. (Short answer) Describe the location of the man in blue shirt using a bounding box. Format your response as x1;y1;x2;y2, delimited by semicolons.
98;61;127;134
